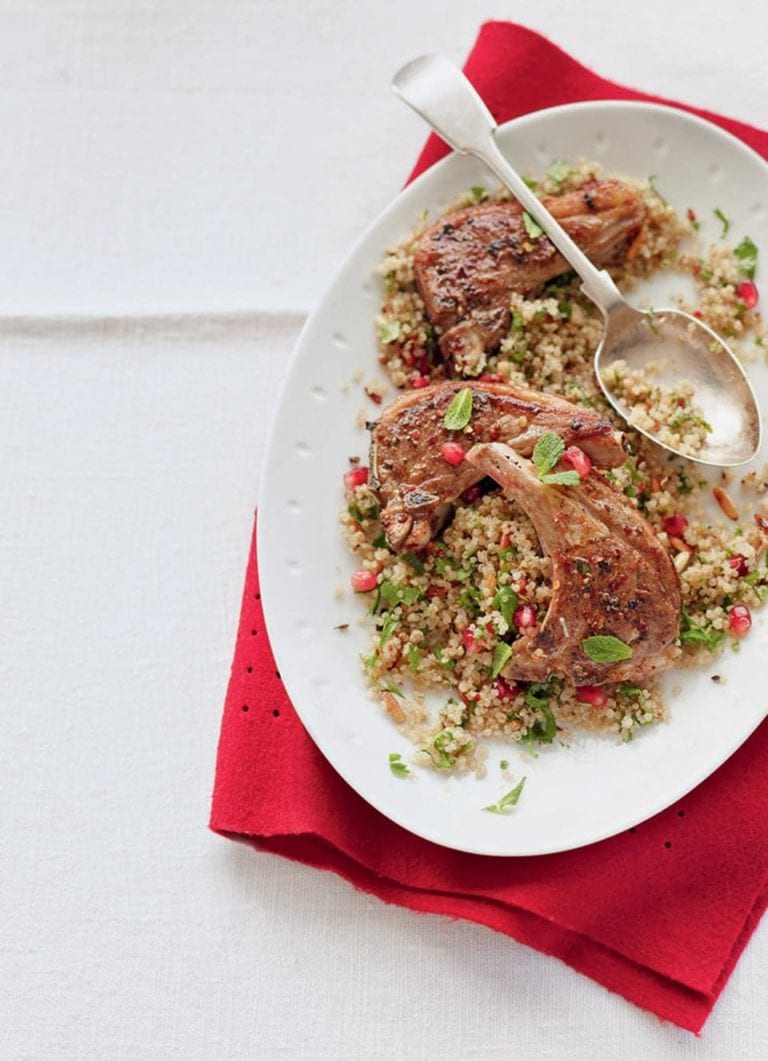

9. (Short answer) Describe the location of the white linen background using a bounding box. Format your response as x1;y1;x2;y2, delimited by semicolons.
1;1;767;1057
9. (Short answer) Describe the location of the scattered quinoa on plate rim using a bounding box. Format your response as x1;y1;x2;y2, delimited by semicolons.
339;160;768;774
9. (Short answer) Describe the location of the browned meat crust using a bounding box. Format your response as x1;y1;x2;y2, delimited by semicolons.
413;178;646;367
466;442;681;684
370;381;626;551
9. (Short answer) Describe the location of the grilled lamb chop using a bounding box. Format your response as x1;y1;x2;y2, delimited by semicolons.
466;442;681;684
413;178;646;370
370;380;626;551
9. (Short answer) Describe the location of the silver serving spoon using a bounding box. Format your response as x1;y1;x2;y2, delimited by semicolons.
393;55;762;467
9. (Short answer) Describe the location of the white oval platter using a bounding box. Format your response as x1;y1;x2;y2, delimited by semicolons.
259;101;768;856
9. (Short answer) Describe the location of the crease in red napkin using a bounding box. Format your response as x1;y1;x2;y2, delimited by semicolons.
210;23;768;1033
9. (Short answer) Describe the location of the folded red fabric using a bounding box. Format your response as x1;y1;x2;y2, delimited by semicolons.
210;22;768;1032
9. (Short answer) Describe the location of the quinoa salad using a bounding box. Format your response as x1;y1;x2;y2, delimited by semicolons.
339;161;767;775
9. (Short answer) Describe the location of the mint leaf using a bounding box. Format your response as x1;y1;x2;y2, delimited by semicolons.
714;208;730;238
491;642;513;679
379;320;401;344
522;212;543;239
443;387;473;431
582;635;633;663
546;159;571;183
734;235;758;279
389;752;410;778
484;777;526;813
542;470;580;487
532;432;565;476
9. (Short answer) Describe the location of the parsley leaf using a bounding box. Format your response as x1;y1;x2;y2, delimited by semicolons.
484;777;526;813
532;432;564;477
522;212;544;240
546;159;572;183
379;320;401;344
714;208;730;238
380;677;404;698
582;635;633;663
679;610;726;652
491;642;513;679
402;551;426;574
443;387;473;430
406;643;421;673
379;612;398;647
734;235;758;280
389;753;410;778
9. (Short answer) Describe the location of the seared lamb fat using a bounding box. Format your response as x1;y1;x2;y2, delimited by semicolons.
466;442;681;684
370;380;625;551
413;178;646;370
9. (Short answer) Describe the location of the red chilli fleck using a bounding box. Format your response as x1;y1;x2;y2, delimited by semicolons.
663;514;689;538
576;685;608;708
562;445;592;479
350;570;377;593
737;280;759;310
513;604;537;629
440;442;466;467
729;604;752;636
461;484;482;504
343;466;369;490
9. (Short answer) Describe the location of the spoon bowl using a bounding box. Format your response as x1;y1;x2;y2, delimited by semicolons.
393;54;762;467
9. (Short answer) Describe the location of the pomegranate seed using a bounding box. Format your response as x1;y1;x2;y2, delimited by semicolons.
728;555;749;577
478;372;504;382
350;569;377;593
461;627;478;653
364;387;382;405
441;442;466;466
493;677;520;701
562;445;592;479
737;280;759;309
426;584;448;598
343;466;369;490
461;484;482;504
513;604;537;629
663;514;689;538
411;375;430;389
729;604;752;636
693;310;703;319
687;208;697;224
576;685;608;708
692;262;702;276
500;531;511;549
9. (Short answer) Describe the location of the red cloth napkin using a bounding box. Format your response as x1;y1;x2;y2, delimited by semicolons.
210;23;768;1033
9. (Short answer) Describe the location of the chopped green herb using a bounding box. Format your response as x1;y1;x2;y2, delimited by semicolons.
576;559;592;577
679;611;725;652
421;729;473;770
522;212;544;240
380;677;404;698
470;185;488;203
511;311;525;331
372;530;388;549
389;752;410;778
347;503;363;522
546;159;572;183
379;613;398;647
491;642;513;679
406;643;421;673
524;680;560;744
493;586;518;628
558;300;572;318
541;470;580;487
645;307;659;334
379;320;401;344
522;176;538;191
648;175;667;204
500;759;509;770
434;646;455;670
619;681;643;699
443;387;474;430
714;208;730;238
402;551;426;574
483;777;526;813
532;432;565;477
582;635;633;663
734;235;758;279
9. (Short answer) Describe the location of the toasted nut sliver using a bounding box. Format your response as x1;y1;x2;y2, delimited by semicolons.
674;550;691;573
713;486;739;521
669;536;687;552
382;691;405;723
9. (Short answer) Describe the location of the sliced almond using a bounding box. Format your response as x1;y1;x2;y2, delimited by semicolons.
713;486;739;521
674;550;691;573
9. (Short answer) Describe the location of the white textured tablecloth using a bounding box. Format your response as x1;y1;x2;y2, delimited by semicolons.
2;3;768;1057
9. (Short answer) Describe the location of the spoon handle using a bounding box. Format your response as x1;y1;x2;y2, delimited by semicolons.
392;55;625;314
